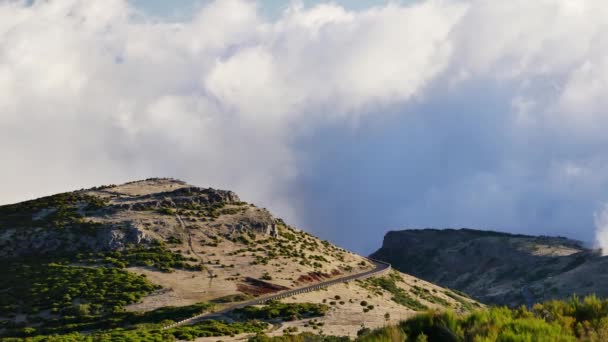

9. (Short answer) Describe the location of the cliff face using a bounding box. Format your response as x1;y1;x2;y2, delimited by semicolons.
371;228;608;306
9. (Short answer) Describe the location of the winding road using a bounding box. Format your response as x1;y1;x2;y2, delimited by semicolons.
162;257;391;329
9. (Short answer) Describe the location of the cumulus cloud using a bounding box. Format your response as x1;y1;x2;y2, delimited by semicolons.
1;0;608;252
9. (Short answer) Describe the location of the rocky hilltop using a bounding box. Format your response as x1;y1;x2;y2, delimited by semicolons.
1;179;266;257
0;179;478;340
371;228;607;307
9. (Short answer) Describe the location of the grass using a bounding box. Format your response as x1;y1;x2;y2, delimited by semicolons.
410;286;450;307
366;276;428;311
2;319;267;341
443;290;479;311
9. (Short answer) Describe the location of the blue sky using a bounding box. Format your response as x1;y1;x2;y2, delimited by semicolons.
129;0;395;19
2;0;608;254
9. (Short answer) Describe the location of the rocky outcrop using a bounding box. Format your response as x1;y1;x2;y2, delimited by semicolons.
0;223;155;258
265;224;278;238
104;224;154;249
112;187;240;211
0;179;287;259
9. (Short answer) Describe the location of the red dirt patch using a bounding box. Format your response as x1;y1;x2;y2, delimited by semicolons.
294;270;341;285
237;277;289;296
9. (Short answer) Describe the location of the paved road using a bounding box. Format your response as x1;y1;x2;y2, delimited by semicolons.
163;257;391;329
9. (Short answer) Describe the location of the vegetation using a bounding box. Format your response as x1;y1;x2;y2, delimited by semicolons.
229;224;349;272
29;302;214;337
233;301;329;321
0;192;108;229
246;296;608;342
367;295;608;341
2;319;267;341
366;276;428;311
443;290;479;311
356;325;405;342
247;326;404;342
87;245;203;272
399;307;570;341
212;294;254;303
304;318;325;330
249;333;350;342
0;254;215;337
168;320;268;340
0;262;156;318
410;286;450;307
0;181;359;341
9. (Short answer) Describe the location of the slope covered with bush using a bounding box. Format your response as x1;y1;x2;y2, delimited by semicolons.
251;295;608;341
0;179;479;339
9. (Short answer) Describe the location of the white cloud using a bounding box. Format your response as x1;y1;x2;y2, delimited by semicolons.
0;0;460;203
2;0;608;251
594;204;608;255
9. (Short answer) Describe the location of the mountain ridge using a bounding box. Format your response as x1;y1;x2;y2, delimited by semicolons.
371;227;605;307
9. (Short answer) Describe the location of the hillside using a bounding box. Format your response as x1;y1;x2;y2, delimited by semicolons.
0;179;479;340
371;228;607;307
315;294;608;342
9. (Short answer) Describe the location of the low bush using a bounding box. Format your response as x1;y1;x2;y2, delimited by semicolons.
233;301;329;321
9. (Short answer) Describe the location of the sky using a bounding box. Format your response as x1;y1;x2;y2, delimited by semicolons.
128;0;398;20
2;0;608;254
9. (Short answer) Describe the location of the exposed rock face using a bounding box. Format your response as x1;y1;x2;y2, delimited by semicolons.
266;224;278;238
0;178;272;258
222;214;278;236
105;224;154;249
0;224;155;258
371;228;608;307
111;187;240;211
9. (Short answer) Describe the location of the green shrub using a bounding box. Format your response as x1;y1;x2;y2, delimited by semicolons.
0;263;155;318
233;301;329;321
158;207;176;215
367;277;427;311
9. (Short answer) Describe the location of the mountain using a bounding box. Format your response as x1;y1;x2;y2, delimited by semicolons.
370;228;607;307
0;179;479;340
